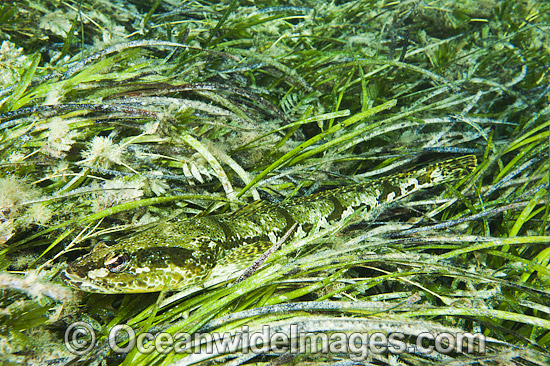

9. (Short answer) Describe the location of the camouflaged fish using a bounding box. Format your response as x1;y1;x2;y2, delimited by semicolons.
61;155;476;293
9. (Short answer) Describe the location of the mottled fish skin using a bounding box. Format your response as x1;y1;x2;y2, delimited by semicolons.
61;155;476;293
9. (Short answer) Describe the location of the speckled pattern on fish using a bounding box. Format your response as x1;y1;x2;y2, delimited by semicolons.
61;155;476;293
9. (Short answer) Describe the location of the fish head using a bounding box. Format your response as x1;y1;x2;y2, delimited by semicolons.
61;235;217;293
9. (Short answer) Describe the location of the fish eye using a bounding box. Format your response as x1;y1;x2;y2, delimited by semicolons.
104;253;128;273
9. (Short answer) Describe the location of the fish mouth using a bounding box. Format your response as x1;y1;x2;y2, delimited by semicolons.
60;268;113;293
60;268;83;287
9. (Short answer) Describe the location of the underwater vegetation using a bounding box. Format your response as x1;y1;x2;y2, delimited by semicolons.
0;0;549;365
